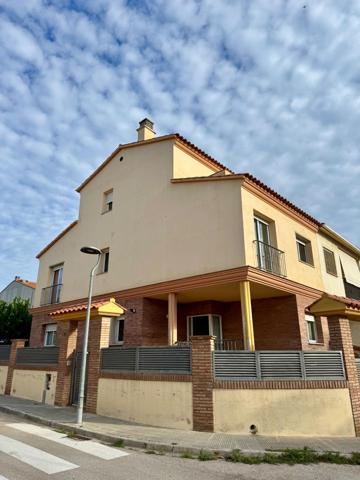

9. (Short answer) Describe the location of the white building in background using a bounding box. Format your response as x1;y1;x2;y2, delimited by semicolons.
0;276;36;305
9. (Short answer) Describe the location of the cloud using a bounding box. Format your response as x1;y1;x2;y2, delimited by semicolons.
0;0;359;290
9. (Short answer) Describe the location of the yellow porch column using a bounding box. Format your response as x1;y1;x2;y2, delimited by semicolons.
239;281;255;351
168;293;178;345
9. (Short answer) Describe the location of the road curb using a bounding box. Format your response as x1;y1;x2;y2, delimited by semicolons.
0;404;269;457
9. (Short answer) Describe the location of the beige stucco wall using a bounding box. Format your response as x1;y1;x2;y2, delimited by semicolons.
11;370;57;405
34;140;245;306
172;144;218;178
0;366;8;394
241;187;324;291
97;378;193;429
214;388;355;436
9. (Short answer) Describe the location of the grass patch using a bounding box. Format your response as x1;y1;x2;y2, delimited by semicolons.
113;439;125;448
226;447;359;465
181;450;194;459
198;450;216;461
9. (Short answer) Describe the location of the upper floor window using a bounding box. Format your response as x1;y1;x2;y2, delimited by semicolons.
323;247;337;276
296;234;314;266
100;248;110;273
254;217;271;245
305;314;317;344
44;324;57;347
51;264;63;286
103;189;113;213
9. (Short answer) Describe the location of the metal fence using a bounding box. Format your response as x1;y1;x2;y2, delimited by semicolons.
0;345;11;362
40;283;62;306
16;347;59;365
213;350;345;381
253;240;287;277
101;346;191;374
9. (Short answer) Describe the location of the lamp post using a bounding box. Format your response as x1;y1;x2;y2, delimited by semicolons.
77;246;101;426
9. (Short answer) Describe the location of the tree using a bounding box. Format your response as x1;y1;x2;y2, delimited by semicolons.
0;297;32;343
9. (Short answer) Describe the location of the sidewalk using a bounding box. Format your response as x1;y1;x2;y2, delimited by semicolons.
0;395;359;455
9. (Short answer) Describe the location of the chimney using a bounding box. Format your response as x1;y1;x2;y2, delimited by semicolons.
137;118;155;141
15;276;20;281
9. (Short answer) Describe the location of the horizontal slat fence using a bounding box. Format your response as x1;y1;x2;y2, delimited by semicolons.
0;345;11;362
16;347;59;365
101;346;191;374
214;350;345;381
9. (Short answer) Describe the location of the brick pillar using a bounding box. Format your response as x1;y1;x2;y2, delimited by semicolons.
85;316;111;413
5;339;26;395
328;316;360;436
55;320;78;406
191;336;214;432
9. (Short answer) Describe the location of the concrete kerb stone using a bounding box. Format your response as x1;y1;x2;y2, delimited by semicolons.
0;403;267;457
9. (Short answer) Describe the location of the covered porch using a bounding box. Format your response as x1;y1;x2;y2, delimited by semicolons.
122;269;324;352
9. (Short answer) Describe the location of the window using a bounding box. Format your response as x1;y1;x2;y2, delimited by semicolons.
187;314;222;340
323;248;337;276
296;235;314;265
111;316;125;344
44;324;57;346
103;189;113;213
50;264;63;304
305;314;317;344
100;248;110;273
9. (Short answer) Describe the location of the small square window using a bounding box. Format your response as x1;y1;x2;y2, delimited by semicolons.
296;235;314;265
44;324;57;347
305;314;317;343
323;247;337;276
100;248;110;273
103;190;113;213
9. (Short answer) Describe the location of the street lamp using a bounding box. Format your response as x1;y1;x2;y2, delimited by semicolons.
77;246;101;426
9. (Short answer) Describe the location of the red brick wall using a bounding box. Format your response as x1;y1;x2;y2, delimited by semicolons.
328;316;360;436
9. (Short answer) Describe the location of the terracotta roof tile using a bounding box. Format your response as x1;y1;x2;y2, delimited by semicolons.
326;294;360;310
15;279;36;289
49;300;107;316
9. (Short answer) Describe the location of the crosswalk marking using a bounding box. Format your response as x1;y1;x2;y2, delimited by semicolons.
0;476;10;480
0;434;78;474
7;423;129;460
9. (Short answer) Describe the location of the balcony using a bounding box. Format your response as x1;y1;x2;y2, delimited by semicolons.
253;240;286;277
40;283;62;306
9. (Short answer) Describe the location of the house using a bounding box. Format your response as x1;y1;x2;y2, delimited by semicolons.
3;118;360;436
0;276;36;305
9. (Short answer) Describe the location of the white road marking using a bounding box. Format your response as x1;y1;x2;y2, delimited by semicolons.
8;423;129;460
0;434;78;474
0;476;11;480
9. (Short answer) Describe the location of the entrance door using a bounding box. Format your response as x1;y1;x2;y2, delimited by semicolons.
70;351;87;405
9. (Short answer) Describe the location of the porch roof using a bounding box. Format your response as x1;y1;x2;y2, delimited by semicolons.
49;297;126;321
309;294;360;320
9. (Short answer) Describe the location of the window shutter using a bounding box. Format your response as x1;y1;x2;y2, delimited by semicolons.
323;248;337;276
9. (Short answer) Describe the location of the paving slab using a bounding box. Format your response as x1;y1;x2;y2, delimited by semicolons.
0;394;359;455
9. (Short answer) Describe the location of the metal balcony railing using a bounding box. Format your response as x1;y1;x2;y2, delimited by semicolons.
253;240;286;277
40;283;62;306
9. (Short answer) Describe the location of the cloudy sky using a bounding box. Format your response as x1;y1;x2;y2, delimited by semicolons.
0;0;359;291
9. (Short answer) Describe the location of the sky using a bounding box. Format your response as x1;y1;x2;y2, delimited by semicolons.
0;0;359;291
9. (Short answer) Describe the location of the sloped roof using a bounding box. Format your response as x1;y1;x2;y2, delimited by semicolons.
309;293;360;319
49;297;126;319
15;278;36;289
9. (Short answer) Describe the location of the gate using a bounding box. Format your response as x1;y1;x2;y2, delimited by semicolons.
70;351;88;405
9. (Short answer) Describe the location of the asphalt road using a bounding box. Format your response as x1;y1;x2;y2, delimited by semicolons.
0;411;359;480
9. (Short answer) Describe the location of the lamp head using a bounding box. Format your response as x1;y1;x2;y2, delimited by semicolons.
80;246;101;255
